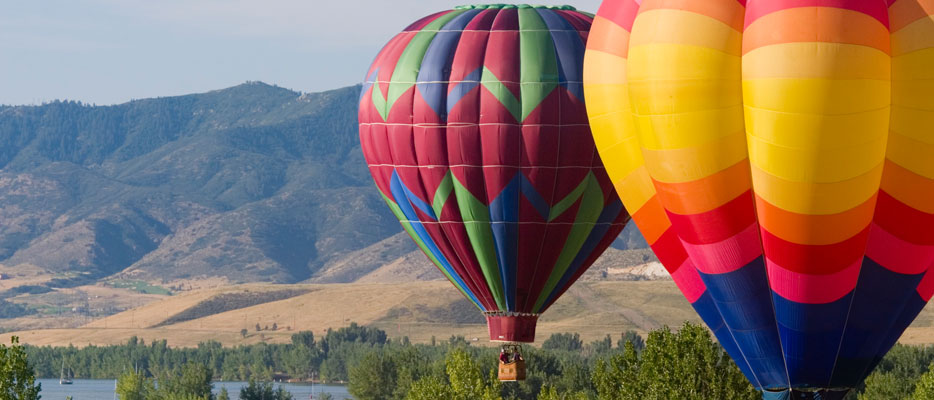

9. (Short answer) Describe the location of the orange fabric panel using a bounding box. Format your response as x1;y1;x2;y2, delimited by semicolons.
653;159;753;215
881;159;934;214
755;193;878;246
636;0;745;31
630;196;673;245
587;16;632;58
742;7;891;54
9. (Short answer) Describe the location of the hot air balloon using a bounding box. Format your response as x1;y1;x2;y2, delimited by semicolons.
584;0;934;399
358;4;629;379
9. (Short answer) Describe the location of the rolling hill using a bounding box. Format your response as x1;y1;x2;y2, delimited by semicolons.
0;82;652;292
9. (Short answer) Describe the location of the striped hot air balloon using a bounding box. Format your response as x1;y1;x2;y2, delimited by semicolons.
359;4;628;345
584;0;934;398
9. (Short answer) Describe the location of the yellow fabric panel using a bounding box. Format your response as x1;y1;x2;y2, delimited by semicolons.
633;105;745;150
750;163;883;215
642;130;748;183
583;51;628;85
629;9;742;55
890;106;934;145
629;79;743;117
891;16;934;56
745;107;889;150
614;166;657;215
589;109;635;156
748;133;887;184
886;131;934;179
742;79;891;115
892;80;934;110
598;137;645;181
892;49;934;79
628;44;741;82
584;83;630;123
743;43;891;80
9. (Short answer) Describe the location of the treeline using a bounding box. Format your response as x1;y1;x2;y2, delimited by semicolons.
25;322;386;382
19;322;934;399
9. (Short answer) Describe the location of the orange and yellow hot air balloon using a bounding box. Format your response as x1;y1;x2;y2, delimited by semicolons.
584;0;934;398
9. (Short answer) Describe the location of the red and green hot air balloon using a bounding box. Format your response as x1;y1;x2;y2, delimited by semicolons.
358;3;628;360
584;0;934;398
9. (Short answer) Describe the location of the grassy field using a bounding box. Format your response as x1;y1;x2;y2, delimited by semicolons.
4;280;934;348
106;280;173;295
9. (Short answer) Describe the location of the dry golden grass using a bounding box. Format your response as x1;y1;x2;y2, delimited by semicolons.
4;280;934;349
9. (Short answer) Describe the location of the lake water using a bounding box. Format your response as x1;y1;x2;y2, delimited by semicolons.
37;379;353;400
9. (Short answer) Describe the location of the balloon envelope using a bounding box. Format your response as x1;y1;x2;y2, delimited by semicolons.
584;0;934;398
359;4;628;343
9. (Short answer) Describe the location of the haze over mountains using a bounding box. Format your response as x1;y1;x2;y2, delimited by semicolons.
0;82;649;287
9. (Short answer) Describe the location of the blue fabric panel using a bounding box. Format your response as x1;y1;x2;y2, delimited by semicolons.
390;171;482;308
692;291;758;385
830;258;925;387
519;173;551;220
536;8;586;100
772;292;852;388
761;389;849;400
397;172;438;220
416;9;481;121
539;199;623;310
489;173;521;310
699;256;787;389
447;67;482;116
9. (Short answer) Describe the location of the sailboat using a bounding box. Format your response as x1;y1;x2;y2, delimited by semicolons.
60;359;73;385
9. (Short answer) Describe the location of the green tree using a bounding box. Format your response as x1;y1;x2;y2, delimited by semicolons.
542;333;583;352
537;384;589;400
157;362;214;400
348;352;396;400
618;330;645;352
406;348;501;400
913;363;934;400
239;379;293;400
0;336;41;400
217;387;230;400
116;368;155;400
593;322;758;400
406;375;453;400
860;371;910;400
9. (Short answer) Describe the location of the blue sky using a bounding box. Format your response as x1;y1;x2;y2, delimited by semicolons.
0;0;603;105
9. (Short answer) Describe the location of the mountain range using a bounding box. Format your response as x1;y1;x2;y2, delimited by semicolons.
0;82;649;287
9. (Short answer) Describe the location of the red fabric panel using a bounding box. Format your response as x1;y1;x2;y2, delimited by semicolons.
516;222;548;311
866;223;934;275
874;190;934;246
652;228;690;272
767;256;861;304
520;208;576;310
595;0;641;31
665;190;758;245
671;259;707;303
760;225;871;275
684;222;762;274
744;0;890;30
